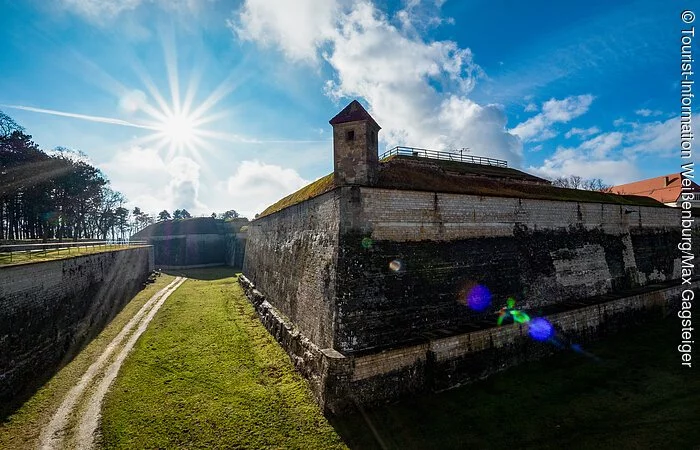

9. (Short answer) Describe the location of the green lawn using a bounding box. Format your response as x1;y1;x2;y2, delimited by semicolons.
332;317;700;449
0;244;146;266
101;267;346;449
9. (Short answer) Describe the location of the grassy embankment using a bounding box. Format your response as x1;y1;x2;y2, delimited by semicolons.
100;267;346;449
0;273;177;449
0;244;145;266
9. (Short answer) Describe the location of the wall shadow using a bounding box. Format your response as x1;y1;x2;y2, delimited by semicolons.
328;318;700;449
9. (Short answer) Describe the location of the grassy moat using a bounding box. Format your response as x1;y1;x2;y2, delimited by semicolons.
1;267;696;449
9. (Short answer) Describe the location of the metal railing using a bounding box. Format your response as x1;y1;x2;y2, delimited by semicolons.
0;240;148;264
380;146;508;168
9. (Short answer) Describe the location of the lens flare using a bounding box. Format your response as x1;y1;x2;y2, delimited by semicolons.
497;298;530;325
528;317;554;341
361;237;373;249
389;259;403;272
466;284;491;311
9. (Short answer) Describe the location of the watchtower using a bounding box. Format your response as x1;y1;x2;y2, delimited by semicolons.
329;100;381;186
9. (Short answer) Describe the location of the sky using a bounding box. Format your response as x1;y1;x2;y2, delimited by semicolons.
0;0;695;218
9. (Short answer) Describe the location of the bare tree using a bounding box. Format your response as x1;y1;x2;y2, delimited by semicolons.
552;175;611;192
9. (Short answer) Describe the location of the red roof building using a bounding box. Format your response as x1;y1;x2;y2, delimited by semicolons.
611;173;699;206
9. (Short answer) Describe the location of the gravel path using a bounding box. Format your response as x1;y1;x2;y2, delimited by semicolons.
39;276;187;450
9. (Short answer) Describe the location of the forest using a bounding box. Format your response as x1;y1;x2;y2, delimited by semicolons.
0;111;152;241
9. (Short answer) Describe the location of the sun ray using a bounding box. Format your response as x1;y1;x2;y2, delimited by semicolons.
133;61;174;120
181;67;202;118
161;27;181;116
188;74;244;123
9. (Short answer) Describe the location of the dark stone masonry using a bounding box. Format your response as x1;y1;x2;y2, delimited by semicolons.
0;247;153;418
242;100;700;414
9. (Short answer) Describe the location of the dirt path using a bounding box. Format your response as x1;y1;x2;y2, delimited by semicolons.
39;276;187;450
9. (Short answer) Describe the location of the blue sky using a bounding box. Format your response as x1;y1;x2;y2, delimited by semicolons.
0;0;694;218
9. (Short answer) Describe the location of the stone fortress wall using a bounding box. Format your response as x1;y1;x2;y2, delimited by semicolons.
0;247;153;416
241;100;698;414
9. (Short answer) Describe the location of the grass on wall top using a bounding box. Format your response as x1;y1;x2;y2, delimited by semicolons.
259;173;336;218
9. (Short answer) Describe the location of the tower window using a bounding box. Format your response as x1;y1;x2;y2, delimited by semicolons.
346;130;355;141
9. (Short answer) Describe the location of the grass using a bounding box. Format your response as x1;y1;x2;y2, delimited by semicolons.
0;273;176;449
100;267;346;449
259;173;335;217
378;156;664;207
0;244;146;267
331;317;700;449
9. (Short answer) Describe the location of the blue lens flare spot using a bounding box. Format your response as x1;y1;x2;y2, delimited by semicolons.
467;285;491;311
528;317;554;341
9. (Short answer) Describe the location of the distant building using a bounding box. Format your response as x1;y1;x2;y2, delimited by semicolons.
611;173;699;207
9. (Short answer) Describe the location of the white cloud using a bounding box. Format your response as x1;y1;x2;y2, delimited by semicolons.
510;94;594;142
232;0;522;165
60;0;141;20
635;108;663;117
530;148;640;185
118;89;147;114
529;131;630;183
60;0;210;22
578;132;622;158
99;146;205;215
529;118;677;185
565;126;600;139
167;156;204;212
524;103;537;112
226;161;308;217
530;132;636;184
623;117;677;157
230;0;339;63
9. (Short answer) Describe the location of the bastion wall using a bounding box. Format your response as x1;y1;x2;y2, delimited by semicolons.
242;184;697;413
0;247;153;417
243;190;340;349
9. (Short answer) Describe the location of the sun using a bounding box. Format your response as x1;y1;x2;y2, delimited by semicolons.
157;112;197;149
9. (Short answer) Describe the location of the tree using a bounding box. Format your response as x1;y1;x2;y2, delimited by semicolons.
221;209;239;220
158;210;171;221
114;206;129;240
0;111;130;241
173;209;191;219
552;175;612;192
0;111;23;138
211;212;217;218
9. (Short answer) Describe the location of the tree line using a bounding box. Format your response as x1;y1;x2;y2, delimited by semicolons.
0;111;153;241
